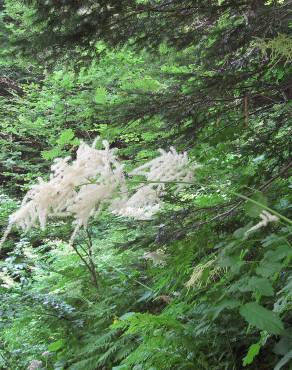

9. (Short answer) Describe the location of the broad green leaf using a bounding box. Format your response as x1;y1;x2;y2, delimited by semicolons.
212;299;241;320
240;302;284;335
48;339;65;352
264;245;291;262
247;276;274;297
230;276;274;296
256;262;282;278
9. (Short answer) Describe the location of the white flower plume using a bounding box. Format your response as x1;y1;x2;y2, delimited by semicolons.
113;147;197;220
111;185;161;220
1;138;126;245
130;147;194;185
246;210;279;234
0;139;196;245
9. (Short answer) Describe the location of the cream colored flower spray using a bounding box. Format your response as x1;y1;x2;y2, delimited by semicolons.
0;138;196;246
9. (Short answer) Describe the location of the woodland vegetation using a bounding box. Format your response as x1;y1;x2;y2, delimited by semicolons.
0;0;291;369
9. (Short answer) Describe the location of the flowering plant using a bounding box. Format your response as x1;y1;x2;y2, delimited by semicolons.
1;138;196;246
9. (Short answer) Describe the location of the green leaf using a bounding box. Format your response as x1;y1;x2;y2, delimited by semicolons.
247;277;274;297
256;262;282;278
243;342;261;366
240;302;284;335
245;192;268;218
94;87;107;104
212;299;241;320
230;276;274;296
264;245;291;262
41;147;61;160
121;77;161;92
48;339;65;352
57;129;75;146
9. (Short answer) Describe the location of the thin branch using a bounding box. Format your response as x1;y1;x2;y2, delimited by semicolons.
71;243;93;275
191;160;292;228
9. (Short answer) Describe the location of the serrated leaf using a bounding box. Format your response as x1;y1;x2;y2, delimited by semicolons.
240;302;284;335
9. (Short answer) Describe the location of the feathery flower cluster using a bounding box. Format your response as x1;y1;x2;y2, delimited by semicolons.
28;360;42;370
113;147;195;219
1;140;195;245
246;210;279;234
185;258;225;290
1;139;126;245
185;260;215;289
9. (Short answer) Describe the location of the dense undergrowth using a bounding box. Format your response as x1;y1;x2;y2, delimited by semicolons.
0;1;291;369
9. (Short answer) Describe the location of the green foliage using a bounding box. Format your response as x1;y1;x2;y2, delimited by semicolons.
239;302;284;335
0;0;291;369
245;192;268;218
243;342;261;366
255;34;292;65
